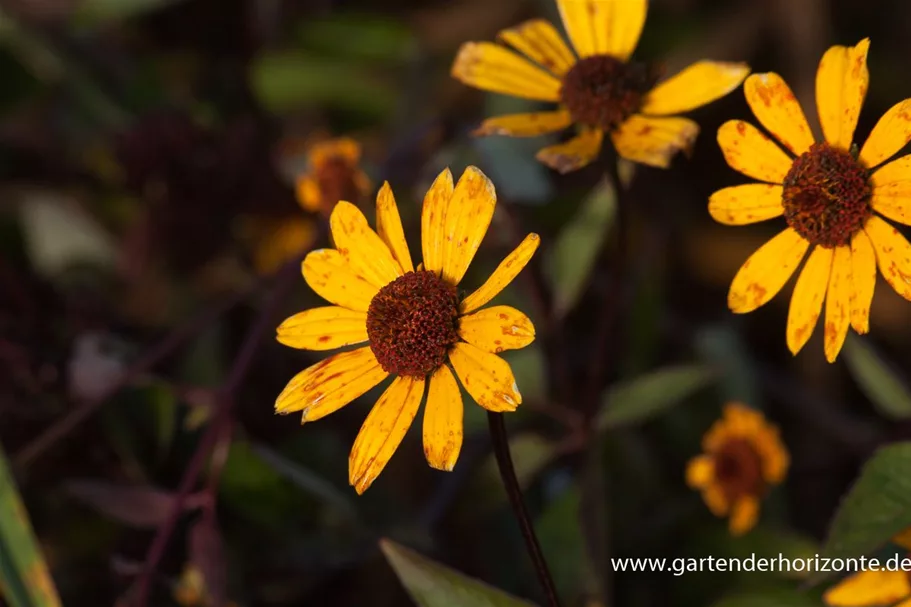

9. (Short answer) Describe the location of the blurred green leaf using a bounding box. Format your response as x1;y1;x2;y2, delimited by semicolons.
296;13;417;63
535;485;587;603
74;0;187;25
219;441;302;528
63;480;201;528
503;345;546;406
843;335;911;420
695;325;761;407
473;433;557;513
380;539;535;607
711;588;824;607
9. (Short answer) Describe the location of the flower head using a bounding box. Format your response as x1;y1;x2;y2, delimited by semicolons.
713;39;911;362
686;403;788;536
451;0;749;172
824;530;911;606
275;166;540;494
296;137;371;215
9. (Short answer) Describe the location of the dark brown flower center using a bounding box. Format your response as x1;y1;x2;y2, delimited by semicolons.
316;156;362;214
560;55;655;132
713;438;765;503
366;271;460;377
782;142;871;248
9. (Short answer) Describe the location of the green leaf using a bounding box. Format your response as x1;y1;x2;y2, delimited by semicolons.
596;364;716;431
380;539;535;607
74;0;187;25
843;335;911;420
535;486;587;602
711;588;824;607
296;13;417;63
476;433;557;511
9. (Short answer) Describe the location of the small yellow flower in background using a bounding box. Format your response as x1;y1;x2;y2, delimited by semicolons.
173;564;239;607
275;166;540;494
713;38;911;362
241;217;316;275
296;137;371;215
450;0;749;172
824;530;911;606
686;403;789;536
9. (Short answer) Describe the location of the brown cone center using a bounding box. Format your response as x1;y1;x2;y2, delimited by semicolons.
560;55;654;132
713;438;765;503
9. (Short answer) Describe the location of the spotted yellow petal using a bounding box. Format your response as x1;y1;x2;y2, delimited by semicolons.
729;497;759;536
349;376;425;494
743;72;815;156
473;110;573;137
717;120;793;183
276;306;368;350
786;245;832;355
728;228;809;313
685;455;713;489
376;182;413;273
816;39;870;151
850;230;877;334
859;100;911;168
458;306;535;353
824;570;911;607
440;167;496;285
640;61;750;117
871;155;911;225
536;128;604;173
330;201;403;288
302;249;380;312
275;347;387;419
497;19;576;76
448;342;521;412
865;215;911;300
421;168;454;276
556;0;646;60
451;41;562;102
708;184;784;225
423;365;463;471
823;246;852;362
611;115;699;169
461;233;540;314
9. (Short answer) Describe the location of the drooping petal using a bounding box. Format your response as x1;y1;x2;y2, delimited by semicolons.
376;182;414;273
421;168;454;276
871;155;911;225
556;0;647;60
742;72;815;156
422;365;463;471
497;19;576;76
850;230;877;334
473;110;574;137
275;347;387;419
640;61;750;117
461;233;541;313
786;245;832;355
859;100;911;168
458;306;535;353
450;42;562;101
729;497;759;536
348;376;425;494
685;455;714;489
865;215;911;300
717;120;793;183
276;306;368;350
329;201;403;288
611;115;699;169
816;38;870;151
728;228;809;313
536;128;604;173
708;184;784;225
824;246;852;362
440;167;497;285
302;249;380;312
824;570;911;607
448;342;521;412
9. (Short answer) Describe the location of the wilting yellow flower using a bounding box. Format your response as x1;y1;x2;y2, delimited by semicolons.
713;39;911;362
275;166;540;494
450;0;749;173
686;403;788;536
824;530;911;606
296;137;371;215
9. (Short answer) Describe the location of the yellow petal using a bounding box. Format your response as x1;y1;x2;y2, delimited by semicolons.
850;230;877;334
296;175;322;213
440;166;497;285
717;120;793;183
536;128;604;173
497;19;576;76
708;184;784;225
423;365;463;471
275;347;387;419
448;342;522;412
308;137;361;168
893;527;911;551
865;215;911;300
330;201;403;288
742;72;815;156
473;110;573;137
458;305;535;353
685;455;714;489
348;376;425;494
450;41;562;102
461;233;540;314
871;155;911;225
729;497;759;536
640;61;750;117
728;228;809;313
816;38;870;151
252;218;315;275
556;0;646;60
702;486;728;516
376;182;414;273
421;168;454;276
786;245;832;355
824;246;852;363
859;100;911;168
302;249;380;312
276;306;368;351
824;570;911;607
611;115;699;169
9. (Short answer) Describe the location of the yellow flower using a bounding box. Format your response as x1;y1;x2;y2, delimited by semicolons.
295;137;371;215
450;0;749;173
686;403;789;536
713;39;911;362
275;166;540;494
824;531;911;606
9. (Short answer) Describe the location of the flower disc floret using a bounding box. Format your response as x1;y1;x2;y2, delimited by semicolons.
559;55;654;131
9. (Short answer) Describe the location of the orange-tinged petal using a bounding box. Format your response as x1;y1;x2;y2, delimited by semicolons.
307;137;361;168
556;0;646;60
296;175;322;212
302;249;380;312
376;182;414;273
458;306;535;353
275;347;387;419
708;184;784;225
824;570;911;607
251;218;315;275
440;166;496;285
728;228;809;313
461;233;540;313
729;497;759;536
871;155;911;225
611;115;699;169
859;99;911;168
423;365;463;471
850;230;877;334
865;215;911;300
536;128;604;173
816;39;870;151
640;61;750;117
685;455;714;489
276;306;367;351
421;168;454;276
330;201;403;288
450;41;562;102
497;19;576;76
824;246;852;362
348;376;425;494
473;110;573;137
702;486;728;516
449;342;521;412
894;527;911;551
786;245;832;355
743;72;815;156
717;120;793;183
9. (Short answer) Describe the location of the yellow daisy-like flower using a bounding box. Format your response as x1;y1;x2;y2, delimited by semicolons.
450;0;749;173
275;166;540;494
295;137;371;215
713;38;911;362
824;530;911;607
686;403;789;536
